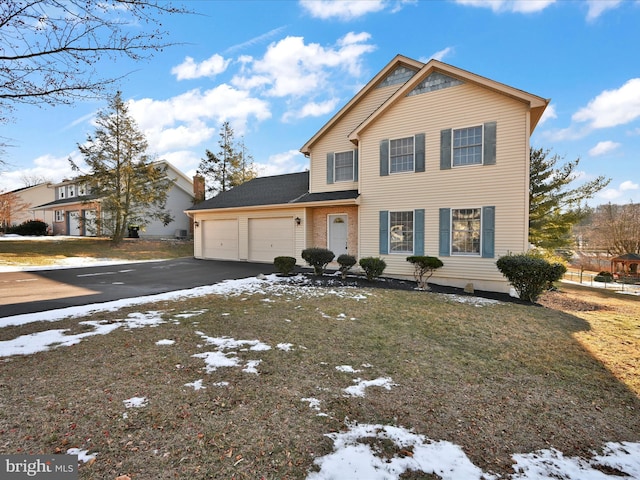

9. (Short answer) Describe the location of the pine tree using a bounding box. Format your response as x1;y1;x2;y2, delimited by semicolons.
198;122;258;197
529;147;610;250
71;92;173;244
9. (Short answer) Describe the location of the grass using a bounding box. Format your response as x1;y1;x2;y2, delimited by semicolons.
0;238;194;266
0;277;639;479
1;240;638;477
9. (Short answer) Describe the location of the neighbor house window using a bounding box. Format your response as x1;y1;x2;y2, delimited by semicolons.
58;186;66;199
334;151;354;182
389;137;414;173
68;184;76;197
451;208;481;255
55;210;64;222
453;126;483;166
78;184;87;196
389;211;414;253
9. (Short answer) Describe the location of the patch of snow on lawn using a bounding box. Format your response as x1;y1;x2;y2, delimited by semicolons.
156;339;175;345
123;396;148;408
307;423;488;480
192;351;240;373
0;321;120;357
184;379;206;390
123;311;165;329
277;343;294;351
66;448;96;464
196;332;271;352
242;359;262;374
301;397;322;411
444;294;502;306
336;365;361;373
343;377;397;397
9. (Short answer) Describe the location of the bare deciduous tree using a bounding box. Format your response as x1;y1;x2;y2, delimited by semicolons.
585;202;640;255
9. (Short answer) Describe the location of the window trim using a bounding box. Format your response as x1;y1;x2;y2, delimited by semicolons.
388;210;414;254
57;186;66;199
68;184;76;197
333;150;355;183
389;135;416;174
55;210;64;222
450;207;482;256
451;124;484;167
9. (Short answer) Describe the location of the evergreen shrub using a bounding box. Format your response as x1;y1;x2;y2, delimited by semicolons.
273;256;296;276
337;254;357;279
496;253;567;303
6;220;48;236
359;257;387;281
301;248;335;275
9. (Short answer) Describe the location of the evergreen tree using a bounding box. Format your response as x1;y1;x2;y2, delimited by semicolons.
529;147;610;250
71;92;173;244
198;122;258;197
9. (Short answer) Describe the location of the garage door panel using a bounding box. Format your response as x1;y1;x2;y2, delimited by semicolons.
203;219;238;260
248;217;294;262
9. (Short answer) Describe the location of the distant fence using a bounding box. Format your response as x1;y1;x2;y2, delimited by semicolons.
563;271;640;294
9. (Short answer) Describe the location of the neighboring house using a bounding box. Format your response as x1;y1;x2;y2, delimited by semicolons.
186;56;549;293
0;183;53;230
31;161;196;238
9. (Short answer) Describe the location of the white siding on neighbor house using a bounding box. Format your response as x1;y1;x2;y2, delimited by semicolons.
355;82;531;292
193;207;307;264
309;84;398;194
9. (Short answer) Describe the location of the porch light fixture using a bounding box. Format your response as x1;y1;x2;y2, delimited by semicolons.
295;217;301;225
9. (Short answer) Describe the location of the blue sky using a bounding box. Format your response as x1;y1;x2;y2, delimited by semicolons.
1;0;639;205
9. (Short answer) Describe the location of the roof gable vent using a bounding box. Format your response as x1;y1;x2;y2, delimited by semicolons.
408;71;464;96
377;65;418;88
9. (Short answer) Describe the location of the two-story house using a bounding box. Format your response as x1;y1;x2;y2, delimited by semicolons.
32;160;196;238
186;56;549;293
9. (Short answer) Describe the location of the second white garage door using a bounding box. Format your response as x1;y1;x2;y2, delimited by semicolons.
248;217;295;262
203;219;238;260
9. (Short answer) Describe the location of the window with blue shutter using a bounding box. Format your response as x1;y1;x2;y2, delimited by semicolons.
415;134;425;173
483;122;497;165
414;209;425;255
326;153;334;184
441;122;497;169
439;208;451;256
354;149;359;181
380;140;389;176
482;206;495;258
440;130;452;170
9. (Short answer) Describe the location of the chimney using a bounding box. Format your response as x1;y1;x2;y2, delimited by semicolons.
193;175;205;204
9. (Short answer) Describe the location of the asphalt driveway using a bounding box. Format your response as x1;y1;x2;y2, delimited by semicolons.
0;258;275;318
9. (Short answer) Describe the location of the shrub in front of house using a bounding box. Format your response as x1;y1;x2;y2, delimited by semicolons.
496;253;567;303
6;220;49;236
594;271;614;282
274;256;296;276
301;248;335;276
337;254;357;279
406;255;443;290
359;257;387;281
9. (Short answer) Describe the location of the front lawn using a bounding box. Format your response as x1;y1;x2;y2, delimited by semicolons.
0;276;638;479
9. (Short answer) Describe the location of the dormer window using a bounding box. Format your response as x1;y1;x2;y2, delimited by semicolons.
68;184;76;197
58;186;66;199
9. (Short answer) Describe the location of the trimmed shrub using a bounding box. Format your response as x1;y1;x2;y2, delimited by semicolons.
359;257;386;281
274;256;296;276
496;253;567;303
337;254;357;279
594;271;614;282
301;248;335;276
6;220;48;236
406;255;443;290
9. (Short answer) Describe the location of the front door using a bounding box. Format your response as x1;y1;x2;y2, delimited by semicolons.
328;215;348;257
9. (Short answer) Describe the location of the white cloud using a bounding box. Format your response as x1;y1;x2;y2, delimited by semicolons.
588;140;621;156
586;0;622;21
256;150;308;176
573;78;640;129
454;0;555;14
127;86;271;154
621;180;639;191
232;33;375;98
427;46;455;62
299;0;387;20
0;153;85;192
282;98;340;122
537;104;557;126
171;54;230;80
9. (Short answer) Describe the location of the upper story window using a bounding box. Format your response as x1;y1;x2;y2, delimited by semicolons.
389;211;414;253
453;126;483;166
451;208;481;255
55;210;64;222
334;151;355;182
68;184;76;197
78;184;88;196
57;186;66;199
390;136;414;173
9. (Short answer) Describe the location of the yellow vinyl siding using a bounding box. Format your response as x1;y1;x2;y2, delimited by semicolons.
309;85;398;193
357;82;530;292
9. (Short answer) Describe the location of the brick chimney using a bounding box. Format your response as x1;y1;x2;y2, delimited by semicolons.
193;175;205;204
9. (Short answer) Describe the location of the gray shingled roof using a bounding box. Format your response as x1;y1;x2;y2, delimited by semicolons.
188;171;358;211
31;195;100;209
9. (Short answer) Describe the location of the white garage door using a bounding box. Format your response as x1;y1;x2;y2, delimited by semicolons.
202;219;238;260
248;217;294;262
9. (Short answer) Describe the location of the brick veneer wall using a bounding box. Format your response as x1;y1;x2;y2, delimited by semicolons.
310;206;359;257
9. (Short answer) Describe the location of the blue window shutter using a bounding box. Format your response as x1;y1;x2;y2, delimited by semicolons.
439;208;451;257
379;210;389;254
380;139;389;176
414;209;425;255
440;129;452;170
482;206;495;258
353;149;359;181
326;152;334;184
415;133;425;172
484;122;497;165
